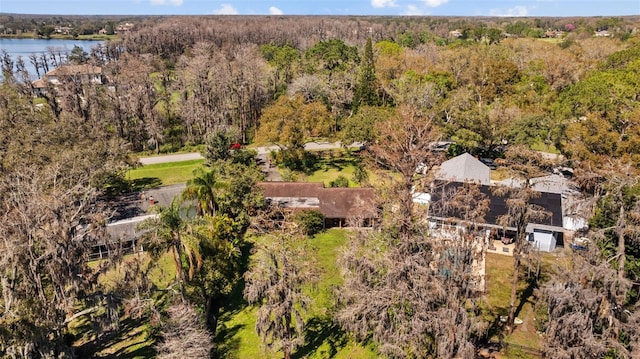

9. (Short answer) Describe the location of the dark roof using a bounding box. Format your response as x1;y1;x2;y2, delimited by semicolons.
260;182;324;198
258;182;377;219
319;188;377;219
430;182;563;230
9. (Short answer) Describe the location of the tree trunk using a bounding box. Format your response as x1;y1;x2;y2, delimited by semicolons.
616;205;626;280
507;248;521;332
507;209;527;332
205;296;220;334
173;235;186;302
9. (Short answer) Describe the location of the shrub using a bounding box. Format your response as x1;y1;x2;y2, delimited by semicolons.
277;148;318;173
294;209;325;236
329;175;349;188
352;163;368;184
205;128;239;163
231;149;258;167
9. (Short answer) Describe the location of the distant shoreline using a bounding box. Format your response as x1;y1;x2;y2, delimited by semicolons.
0;33;116;41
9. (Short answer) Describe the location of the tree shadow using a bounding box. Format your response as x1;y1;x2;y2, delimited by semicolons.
109;340;156;359
131;177;162;191
483;308;507;347
515;275;538;319
210;239;255;356
318;156;359;172
292;316;348;359
74;316;155;359
212;323;244;359
218;239;254;316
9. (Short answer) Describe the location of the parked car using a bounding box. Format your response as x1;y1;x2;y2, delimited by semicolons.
553;166;574;178
571;237;590;251
480;158;497;169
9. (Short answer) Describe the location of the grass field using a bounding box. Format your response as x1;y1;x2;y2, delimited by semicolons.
484;252;554;357
307;164;358;187
76;229;560;358
73;253;178;358
217;229;377;359
126;159;205;188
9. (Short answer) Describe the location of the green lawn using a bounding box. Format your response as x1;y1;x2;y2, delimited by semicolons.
307;165;359;187
73;252;178;358
530;141;560;154
217;229;377;359
78;230;553;358
304;154;367;187
126;159;205;188
484;252;546;355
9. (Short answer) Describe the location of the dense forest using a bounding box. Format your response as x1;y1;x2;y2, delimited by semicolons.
1;14;640;358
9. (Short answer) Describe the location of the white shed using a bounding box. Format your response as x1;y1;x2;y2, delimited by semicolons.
526;224;558;252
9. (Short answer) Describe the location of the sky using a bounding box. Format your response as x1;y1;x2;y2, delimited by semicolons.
0;0;638;17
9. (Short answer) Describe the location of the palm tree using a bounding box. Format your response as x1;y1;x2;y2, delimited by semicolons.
140;198;202;301
183;168;227;217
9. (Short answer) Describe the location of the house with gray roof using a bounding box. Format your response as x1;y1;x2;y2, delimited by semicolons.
437;153;490;185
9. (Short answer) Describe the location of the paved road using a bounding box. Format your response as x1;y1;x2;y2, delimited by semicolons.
138;141;363;165
139;152;204;165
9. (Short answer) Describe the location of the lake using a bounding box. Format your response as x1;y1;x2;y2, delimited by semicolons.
0;38;103;80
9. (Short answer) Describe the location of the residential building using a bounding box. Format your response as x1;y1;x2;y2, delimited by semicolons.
259;182;378;228
436;152;491;185
32;64;104;96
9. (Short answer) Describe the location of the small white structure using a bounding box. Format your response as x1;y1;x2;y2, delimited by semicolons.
437;153;490;185
563;215;588;231
412;191;431;205
526;224;558;252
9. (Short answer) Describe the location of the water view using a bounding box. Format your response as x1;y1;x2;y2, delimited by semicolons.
0;38;103;79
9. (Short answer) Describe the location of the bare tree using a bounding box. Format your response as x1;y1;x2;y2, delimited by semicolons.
155;302;213;359
538;159;640;357
0;165;111;358
244;233;317;359
493;145;554;332
540;249;636;358
337;104;489;358
366;105;443;236
337;219;488;358
0;84;129;357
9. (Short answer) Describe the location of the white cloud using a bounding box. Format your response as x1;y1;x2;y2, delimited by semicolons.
371;0;397;8
490;5;529;16
422;0;449;7
269;6;284;15
403;5;426;15
214;4;239;15
170;0;183;5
